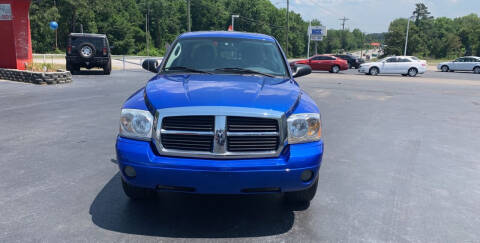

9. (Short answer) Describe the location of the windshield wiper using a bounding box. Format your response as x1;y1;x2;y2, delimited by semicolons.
214;67;276;78
164;66;212;74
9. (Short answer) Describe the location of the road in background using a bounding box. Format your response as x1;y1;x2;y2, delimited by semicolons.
32;54;162;70
1;70;479;241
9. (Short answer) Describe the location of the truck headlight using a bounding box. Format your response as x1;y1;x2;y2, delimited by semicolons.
287;113;322;144
119;109;153;141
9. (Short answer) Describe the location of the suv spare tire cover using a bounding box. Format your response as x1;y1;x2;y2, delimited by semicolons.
78;42;96;59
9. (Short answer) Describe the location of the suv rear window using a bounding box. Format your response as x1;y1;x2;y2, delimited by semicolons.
70;37;105;47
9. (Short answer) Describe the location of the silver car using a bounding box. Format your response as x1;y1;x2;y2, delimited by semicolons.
437;56;480;74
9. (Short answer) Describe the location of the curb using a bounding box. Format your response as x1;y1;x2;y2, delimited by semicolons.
0;68;73;85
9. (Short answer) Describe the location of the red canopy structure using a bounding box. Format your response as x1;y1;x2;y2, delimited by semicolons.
0;0;32;70
370;42;381;47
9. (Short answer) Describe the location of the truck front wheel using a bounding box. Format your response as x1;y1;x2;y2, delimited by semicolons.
121;178;156;200
284;179;318;204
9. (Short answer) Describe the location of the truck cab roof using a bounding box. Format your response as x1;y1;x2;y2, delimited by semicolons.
178;31;276;42
68;33;107;39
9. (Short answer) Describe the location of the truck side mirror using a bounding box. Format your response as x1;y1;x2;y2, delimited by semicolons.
142;59;159;73
292;64;312;78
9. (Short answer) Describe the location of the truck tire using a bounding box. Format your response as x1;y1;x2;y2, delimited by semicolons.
78;42;96;59
121;178;156;200
70;65;80;75
284;179;318;203
103;59;112;75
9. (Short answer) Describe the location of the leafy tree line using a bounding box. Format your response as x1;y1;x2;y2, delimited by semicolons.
30;0;378;57
384;3;480;59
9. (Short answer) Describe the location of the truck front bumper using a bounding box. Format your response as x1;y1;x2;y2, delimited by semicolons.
116;137;324;194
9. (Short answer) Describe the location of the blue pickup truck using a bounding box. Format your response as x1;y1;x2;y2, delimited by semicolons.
116;31;324;205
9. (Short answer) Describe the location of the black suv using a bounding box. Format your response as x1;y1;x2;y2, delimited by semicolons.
334;54;364;69
66;33;112;75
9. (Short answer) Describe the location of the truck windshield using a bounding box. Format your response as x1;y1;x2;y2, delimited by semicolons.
162;37;288;77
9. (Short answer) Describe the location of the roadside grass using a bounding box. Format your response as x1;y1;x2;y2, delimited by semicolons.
25;62;66;72
424;58;451;65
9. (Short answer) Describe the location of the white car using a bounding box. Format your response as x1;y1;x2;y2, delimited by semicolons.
358;56;427;77
437;56;480;74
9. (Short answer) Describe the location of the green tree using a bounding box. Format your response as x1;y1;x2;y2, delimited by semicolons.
30;0;60;53
413;3;433;23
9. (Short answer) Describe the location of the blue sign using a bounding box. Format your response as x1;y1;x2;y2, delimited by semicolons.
312;29;323;35
309;25;327;41
49;21;58;30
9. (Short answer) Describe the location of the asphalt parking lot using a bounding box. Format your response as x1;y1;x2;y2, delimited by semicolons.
1;69;479;242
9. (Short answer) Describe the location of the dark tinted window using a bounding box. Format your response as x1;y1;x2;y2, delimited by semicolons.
456;58;465;62
163;37;288;77
71;37;105;47
386;58;397;63
398;58;411;62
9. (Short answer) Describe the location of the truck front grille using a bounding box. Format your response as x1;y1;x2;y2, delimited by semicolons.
162;116;214;131
227;136;279;152
161;134;213;151
227;116;278;132
154;107;286;159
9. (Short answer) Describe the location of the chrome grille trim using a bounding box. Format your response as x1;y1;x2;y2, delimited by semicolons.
153;106;286;159
160;129;214;136
226;131;279;136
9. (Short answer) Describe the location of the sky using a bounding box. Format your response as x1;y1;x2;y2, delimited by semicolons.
270;0;480;33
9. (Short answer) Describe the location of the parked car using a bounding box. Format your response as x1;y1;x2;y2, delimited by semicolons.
358;56;427;77
116;31;324;205
334;54;364;69
294;55;349;73
437;56;480;74
65;33;112;75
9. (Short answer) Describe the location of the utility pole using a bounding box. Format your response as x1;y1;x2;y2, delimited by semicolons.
339;16;349;31
307;21;311;59
339;16;349;51
53;0;57;50
286;0;289;57
146;13;149;56
231;15;239;31
145;0;150;56
187;0;191;32
404;15;414;56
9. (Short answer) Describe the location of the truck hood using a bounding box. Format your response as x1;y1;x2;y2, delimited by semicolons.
144;74;300;113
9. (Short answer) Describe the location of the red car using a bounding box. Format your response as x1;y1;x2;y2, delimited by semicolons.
294;55;349;73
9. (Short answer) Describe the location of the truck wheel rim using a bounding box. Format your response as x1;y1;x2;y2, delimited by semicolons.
81;46;92;57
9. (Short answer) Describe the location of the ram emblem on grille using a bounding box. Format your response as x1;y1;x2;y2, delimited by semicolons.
214;128;226;146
